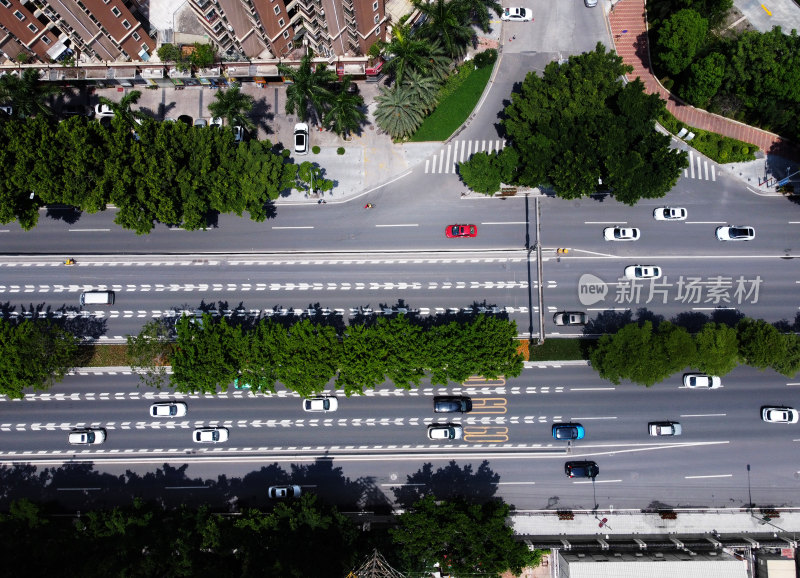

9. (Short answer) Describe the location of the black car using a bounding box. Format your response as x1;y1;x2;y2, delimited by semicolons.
433;396;472;413
565;460;599;478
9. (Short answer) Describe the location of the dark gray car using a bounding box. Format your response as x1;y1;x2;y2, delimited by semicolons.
433;396;472;413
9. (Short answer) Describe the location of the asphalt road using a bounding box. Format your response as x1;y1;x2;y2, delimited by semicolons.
2;364;798;511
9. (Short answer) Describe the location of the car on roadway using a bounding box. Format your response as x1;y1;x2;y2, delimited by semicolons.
716;225;755;241
294;122;309;155
69;428;106;445
648;421;682;436
565;460;599;478
604;227;640;241
501;7;532;21
761;407;799;424
268;485;302;499
623;265;662;280
193;118;208;127
303;396;338;412
193;427;229;443
584;0;598;7
445;224;477;238
150;402;188;417
433;396;472;413
427;424;464;440
553;312;588;326
552;423;585;440
653;207;687;221
94;103;115;117
683;373;722;389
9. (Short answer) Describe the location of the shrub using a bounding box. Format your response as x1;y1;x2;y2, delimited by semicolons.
437;63;475;102
312;145;320;154
337;147;345;155
473;49;498;69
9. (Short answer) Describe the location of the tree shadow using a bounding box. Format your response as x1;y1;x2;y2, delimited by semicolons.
584;309;633;335
250;97;274;136
392;460;500;509
44;205;82;224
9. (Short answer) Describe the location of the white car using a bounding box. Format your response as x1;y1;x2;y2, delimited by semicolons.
648;421;682;436
294;122;309;155
501;7;533;21
427;424;464;440
94;103;115;117
653;207;687;221
683;374;722;389
194;118;208;127
150;402;188;417
268;485;301;499
584;0;598;6
604;227;640;241
624;265;662;280
303;396;338;412
233;125;244;143
716;225;755;241
761;407;799;424
69;428;106;445
193;427;229;443
210;116;223;128
553;312;588;326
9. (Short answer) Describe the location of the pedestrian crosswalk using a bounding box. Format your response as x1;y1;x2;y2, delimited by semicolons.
425;139;507;174
683;150;716;182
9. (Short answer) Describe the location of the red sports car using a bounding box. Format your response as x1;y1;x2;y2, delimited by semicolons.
446;224;477;238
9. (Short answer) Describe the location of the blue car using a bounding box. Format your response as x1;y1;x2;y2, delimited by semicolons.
552;423;585;440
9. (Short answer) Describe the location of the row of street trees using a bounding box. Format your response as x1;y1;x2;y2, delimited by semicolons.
0;494;539;577
158;314;523;395
458;44;689;202
591;317;800;386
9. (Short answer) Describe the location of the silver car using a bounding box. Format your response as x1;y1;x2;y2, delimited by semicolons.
553;312;588;326
716;225;754;241
193;427;229;443
653;207;687;221
150;402;188;417
648;421;682;436
427;424;464;440
69;428;106;445
268;485;301;499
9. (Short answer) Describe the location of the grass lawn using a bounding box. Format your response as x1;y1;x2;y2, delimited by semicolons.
410;65;493;142
527;338;595;361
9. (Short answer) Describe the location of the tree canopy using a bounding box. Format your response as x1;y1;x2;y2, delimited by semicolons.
459;44;688;202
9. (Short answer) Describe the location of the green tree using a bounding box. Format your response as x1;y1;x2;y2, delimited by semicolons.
381;315;427;388
682;52;726;107
403;69;440;114
274;319;340;396
207;85;256;130
391;495;541;577
374;84;424;140
278;52;338;124
157;43;183;63
414;0;474;59
736;318;786;369
296;160;333;195
127;320;172;389
380;15;437;85
772;334;800;378
170;315;243;393
189;42;216;68
99;89;147;130
457;0;502;33
655;9;708;76
649;0;731;29
0;319;78;398
323;77;366;137
234;319;288;393
0;67;59;118
693;322;739;376
336;323;388;395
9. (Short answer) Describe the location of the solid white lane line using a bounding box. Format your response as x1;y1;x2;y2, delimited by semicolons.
570;388;615;391
271;226;314;229
480;221;527;225
573;479;623;484
680;413;726;417
570;416;617;420
496;481;536;485
69;229;111;232
787;382;800;386
686;221;726;224
584;221;625;224
685;474;732;479
375;224;419;228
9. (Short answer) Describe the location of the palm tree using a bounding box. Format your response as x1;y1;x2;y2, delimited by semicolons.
413;0;474;59
423;40;453;83
277;52;338;124
381;16;435;85
0;68;59;118
403;70;439;114
208;85;256;130
323;77;366;138
99;90;147;130
455;0;502;33
374;84;424;141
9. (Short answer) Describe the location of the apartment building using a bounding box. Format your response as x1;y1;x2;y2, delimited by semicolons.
0;0;155;64
188;0;386;60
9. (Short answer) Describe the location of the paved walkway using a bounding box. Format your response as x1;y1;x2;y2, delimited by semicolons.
609;0;800;161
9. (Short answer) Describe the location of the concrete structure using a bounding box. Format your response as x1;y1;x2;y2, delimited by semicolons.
186;0;387;60
0;0;156;63
556;549;747;578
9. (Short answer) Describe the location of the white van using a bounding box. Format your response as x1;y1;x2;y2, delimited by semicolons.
80;291;115;306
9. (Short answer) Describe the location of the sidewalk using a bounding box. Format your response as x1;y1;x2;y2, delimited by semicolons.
608;0;800;167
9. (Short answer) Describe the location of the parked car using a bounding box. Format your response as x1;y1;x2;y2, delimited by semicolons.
427;424;464;440
233;125;244;143
433;396;472;413
648;421;682;436
553;312;588;326
624;265;662;280
94;103;115;117
194;118;208;127
683;374;722;389
294;122;309;155
150;402;188;417
0;105;12;115
653;207;687;221
716;225;755;241
69;428;106;445
62;105;91;118
501;7;533;21
604;227;640;241
193;427;229;443
303;396;338;412
210;116;223;128
268;485;301;499
584;0;598;7
565;460;599;478
761;407;799;424
445;224;477;238
552;423;585;440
